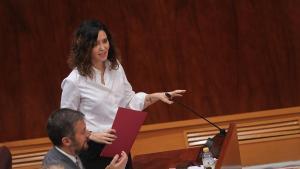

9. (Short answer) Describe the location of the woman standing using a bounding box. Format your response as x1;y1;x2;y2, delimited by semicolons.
61;20;185;169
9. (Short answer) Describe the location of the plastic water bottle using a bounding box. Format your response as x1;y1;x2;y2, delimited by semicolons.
202;147;215;169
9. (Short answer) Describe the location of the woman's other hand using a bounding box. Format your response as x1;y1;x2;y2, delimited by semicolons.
89;129;117;144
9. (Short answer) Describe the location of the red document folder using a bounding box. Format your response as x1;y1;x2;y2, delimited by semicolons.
100;107;147;157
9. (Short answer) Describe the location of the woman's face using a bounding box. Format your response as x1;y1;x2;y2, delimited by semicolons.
91;30;110;65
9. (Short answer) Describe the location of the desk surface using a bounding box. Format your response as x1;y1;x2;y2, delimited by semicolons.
133;147;202;169
133;124;242;169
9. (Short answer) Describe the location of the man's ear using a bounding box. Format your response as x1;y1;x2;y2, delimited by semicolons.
62;137;72;146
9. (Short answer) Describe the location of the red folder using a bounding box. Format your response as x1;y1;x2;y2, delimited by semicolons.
100;107;147;157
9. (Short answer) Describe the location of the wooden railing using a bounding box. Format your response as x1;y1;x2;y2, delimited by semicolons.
186;118;300;146
131;106;300;166
0;138;51;169
1;106;300;168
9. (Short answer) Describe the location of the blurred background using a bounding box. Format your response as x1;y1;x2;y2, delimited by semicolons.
0;0;299;142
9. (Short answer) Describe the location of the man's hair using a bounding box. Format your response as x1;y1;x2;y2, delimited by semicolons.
46;108;84;146
68;19;120;78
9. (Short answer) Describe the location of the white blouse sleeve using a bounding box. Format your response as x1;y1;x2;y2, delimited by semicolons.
120;66;147;111
60;79;80;110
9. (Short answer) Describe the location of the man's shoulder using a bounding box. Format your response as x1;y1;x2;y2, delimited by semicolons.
43;148;62;164
43;148;77;169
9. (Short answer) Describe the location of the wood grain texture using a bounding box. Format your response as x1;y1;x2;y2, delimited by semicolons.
0;0;299;141
1;106;299;168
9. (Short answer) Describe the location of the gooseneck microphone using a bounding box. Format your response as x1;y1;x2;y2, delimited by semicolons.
165;92;226;136
165;92;227;158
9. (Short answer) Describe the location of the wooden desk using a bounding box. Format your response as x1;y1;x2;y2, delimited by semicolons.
133;124;242;169
133;147;201;169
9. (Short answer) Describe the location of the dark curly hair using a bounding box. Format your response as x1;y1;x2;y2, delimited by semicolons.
68;20;120;78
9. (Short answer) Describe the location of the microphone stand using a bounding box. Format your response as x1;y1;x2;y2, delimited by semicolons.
165;93;226;158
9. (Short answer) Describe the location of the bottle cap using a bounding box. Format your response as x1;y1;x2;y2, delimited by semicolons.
203;147;209;153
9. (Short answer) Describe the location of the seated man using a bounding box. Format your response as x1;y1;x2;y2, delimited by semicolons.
43;108;128;169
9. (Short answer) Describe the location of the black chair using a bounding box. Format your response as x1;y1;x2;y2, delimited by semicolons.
0;146;12;169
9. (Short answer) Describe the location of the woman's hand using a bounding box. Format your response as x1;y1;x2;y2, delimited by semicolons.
144;89;186;109
105;151;128;169
161;89;186;104
89;129;117;144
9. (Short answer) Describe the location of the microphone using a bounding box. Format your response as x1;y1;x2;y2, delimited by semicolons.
165;92;226;158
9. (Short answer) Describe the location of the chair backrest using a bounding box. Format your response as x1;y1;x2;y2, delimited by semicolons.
0;146;12;169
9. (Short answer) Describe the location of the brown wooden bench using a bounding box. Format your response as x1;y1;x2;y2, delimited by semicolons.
0;138;51;169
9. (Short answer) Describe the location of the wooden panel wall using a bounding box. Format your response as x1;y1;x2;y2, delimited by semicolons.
0;0;299;142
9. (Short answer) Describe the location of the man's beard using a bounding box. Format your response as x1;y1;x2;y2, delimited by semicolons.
70;138;89;154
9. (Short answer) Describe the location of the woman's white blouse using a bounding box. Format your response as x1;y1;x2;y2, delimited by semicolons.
60;63;147;132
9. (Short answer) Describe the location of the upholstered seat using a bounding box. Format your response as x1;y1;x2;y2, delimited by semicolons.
0;146;12;169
